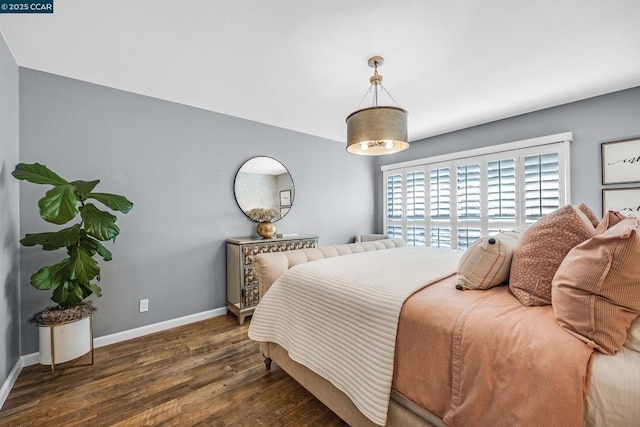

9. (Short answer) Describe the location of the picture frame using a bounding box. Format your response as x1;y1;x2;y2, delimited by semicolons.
280;207;290;217
279;190;291;206
601;137;640;185
602;188;640;215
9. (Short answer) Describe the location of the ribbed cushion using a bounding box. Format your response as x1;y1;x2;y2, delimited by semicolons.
510;205;596;306
552;217;640;354
456;225;527;290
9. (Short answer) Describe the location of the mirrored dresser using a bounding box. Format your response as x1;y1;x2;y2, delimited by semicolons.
226;234;318;325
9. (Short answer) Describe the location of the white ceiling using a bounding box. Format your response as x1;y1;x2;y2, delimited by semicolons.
1;1;640;144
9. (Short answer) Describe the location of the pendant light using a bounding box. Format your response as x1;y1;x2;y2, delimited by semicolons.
346;56;408;155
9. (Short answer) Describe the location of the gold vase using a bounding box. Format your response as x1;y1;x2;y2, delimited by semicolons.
256;221;276;239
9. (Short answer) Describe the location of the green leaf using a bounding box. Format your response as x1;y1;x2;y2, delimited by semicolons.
83;283;102;298
69;246;100;283
71;180;100;199
80;234;112;261
67;284;84;306
11;163;69;186
20;224;81;250
30;259;70;291
88;192;133;214
52;281;85;307
52;282;69;305
20;232;57;249
38;184;79;224
80;203;120;241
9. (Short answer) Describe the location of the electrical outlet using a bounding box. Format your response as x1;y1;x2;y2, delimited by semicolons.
139;299;149;312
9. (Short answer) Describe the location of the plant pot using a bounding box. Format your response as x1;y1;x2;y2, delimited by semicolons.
38;315;93;365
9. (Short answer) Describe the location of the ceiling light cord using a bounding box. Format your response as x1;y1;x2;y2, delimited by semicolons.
354;59;401;110
372;61;380;106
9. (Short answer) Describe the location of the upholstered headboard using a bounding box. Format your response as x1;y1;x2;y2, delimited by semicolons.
252;238;406;296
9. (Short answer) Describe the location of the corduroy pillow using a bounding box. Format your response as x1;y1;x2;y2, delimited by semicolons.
577;202;600;228
456;226;528;291
552;217;640;355
509;205;596;306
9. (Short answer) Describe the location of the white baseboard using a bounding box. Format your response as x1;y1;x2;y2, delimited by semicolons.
93;306;228;349
17;306;228;370
0;358;23;409
0;357;24;410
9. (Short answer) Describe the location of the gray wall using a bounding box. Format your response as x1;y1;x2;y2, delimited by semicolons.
375;86;640;227
0;34;20;384
16;65;639;358
18;69;376;354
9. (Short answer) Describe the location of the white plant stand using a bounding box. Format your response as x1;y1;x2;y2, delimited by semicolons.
38;314;95;379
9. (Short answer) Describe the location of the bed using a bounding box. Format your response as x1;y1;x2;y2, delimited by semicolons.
247;207;640;427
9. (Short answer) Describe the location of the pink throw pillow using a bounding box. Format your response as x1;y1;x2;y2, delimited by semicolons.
552;217;640;354
509;205;596;306
577;203;600;228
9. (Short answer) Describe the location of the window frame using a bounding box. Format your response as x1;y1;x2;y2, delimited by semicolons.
382;132;572;249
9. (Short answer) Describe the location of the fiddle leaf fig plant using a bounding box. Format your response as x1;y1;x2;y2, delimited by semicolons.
12;163;133;308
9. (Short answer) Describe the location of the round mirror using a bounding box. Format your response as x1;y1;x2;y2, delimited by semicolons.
234;156;294;222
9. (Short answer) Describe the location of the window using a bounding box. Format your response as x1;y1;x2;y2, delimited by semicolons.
382;133;571;249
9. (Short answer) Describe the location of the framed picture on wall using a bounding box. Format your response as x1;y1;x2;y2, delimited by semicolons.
280;207;290;217
601;137;640;184
602;188;640;215
280;190;291;206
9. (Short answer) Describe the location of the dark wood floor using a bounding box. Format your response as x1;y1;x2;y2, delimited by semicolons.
0;314;349;426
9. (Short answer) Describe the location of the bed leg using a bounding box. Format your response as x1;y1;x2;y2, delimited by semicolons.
264;356;272;371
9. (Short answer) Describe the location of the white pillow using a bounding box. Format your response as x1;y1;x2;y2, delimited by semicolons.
456;225;528;291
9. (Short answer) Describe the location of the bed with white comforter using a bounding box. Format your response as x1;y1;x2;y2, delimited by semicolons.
248;240;640;426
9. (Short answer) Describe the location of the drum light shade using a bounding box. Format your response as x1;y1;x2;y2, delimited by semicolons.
346;106;408;155
345;56;409;156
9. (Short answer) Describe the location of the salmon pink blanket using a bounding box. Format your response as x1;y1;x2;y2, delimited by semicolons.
394;275;594;427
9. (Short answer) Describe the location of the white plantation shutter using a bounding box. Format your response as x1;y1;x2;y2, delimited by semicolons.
386;169;428;246
406;171;426;245
387;225;403;239
430;227;451;248
429;165;452;248
487;158;516;221
485;151;519;234
382;133;571;248
456;161;482;249
407;171;425;221
386;173;403;222
523;151;561;222
457;164;481;220
430;167;451;220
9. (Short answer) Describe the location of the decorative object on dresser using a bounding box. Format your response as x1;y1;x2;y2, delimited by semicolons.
226;234;318;325
247;207;280;239
12;163;133;379
233;156;295;239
